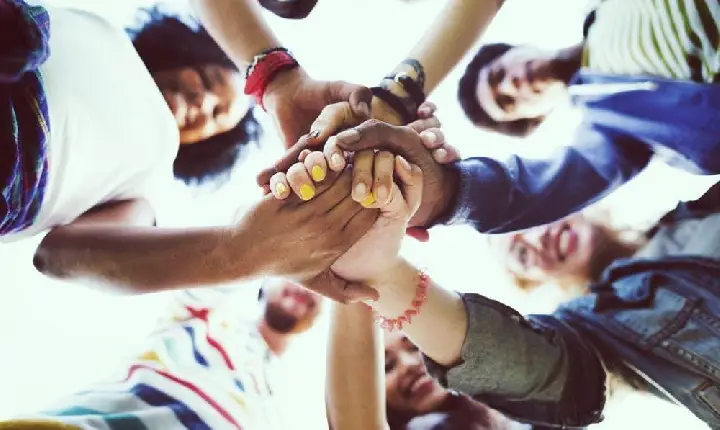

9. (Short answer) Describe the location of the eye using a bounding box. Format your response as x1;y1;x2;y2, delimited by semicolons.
514;243;529;267
489;66;505;85
385;359;396;373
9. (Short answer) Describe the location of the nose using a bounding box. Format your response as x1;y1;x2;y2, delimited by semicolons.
521;227;549;252
498;75;519;96
398;350;424;370
188;90;220;117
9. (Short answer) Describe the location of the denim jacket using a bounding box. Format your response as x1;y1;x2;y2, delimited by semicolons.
424;256;720;428
442;72;720;234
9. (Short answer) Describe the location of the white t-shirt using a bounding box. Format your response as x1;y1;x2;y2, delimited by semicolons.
2;6;179;242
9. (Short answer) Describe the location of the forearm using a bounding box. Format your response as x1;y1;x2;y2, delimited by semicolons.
394;0;501;93
440;131;653;233
34;225;261;294
368;258;467;367
368;259;607;426
374;0;501;123
190;0;282;69
326;303;387;430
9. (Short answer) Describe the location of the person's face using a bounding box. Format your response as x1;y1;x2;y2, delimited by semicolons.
491;214;600;284
154;65;251;145
476;46;568;122
261;279;322;334
384;332;448;415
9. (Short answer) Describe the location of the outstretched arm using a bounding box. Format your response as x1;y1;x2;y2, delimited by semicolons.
326;303;388;430
371;0;504;124
363;257;607;427
34;171;377;302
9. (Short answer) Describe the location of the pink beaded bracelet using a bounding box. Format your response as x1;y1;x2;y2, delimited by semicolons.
373;270;430;332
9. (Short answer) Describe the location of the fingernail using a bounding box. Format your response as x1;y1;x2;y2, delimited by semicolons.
299;184;315;200
422;131;437;144
435;148;448;161
397;155;411;172
275;182;288;196
308;130;321;139
419;107;431;116
331;153;344;169
355;182;367;198
311;165;326;182
358;101;370;117
337;129;360;143
361;192;376;207
375;185;388;202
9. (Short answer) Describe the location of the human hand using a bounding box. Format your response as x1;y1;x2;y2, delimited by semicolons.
256;101;442;194
262;68;371;148
324;121;461;242
331;153;423;282
234;168;379;303
268;151;423;283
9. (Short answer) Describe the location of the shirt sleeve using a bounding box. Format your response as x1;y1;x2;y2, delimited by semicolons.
439;123;653;233
423;293;607;428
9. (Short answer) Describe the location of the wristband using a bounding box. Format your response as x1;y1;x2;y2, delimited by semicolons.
244;48;299;110
372;269;429;332
370;86;414;124
394;73;426;108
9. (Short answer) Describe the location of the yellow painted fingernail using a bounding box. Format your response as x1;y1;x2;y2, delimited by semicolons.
299;184;315;200
275;182;288;196
311;165;326;182
361;193;376;207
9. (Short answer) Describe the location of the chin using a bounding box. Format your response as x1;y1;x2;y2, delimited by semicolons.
414;386;449;413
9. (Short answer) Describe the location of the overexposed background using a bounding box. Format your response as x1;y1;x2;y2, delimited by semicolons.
0;0;716;429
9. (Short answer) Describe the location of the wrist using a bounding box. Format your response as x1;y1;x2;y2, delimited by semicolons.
262;67;308;110
224;225;269;280
427;164;462;227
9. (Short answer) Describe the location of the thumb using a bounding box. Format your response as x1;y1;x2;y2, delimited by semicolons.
405;227;430;242
325;81;371;118
343;282;380;303
335;121;427;169
308;102;364;145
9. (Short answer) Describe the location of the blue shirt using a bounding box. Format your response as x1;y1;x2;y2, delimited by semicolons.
446;72;720;233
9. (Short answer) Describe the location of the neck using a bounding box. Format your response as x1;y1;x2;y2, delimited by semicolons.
257;320;291;355
551;43;584;84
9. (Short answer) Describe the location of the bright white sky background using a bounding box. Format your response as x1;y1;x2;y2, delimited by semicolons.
0;0;716;429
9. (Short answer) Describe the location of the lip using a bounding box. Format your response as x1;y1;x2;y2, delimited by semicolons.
409;375;435;401
550;223;577;262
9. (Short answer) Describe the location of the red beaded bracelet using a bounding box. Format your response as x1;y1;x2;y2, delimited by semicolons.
243;49;299;111
372;270;430;332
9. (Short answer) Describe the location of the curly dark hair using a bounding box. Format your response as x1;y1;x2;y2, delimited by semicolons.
127;8;261;186
458;43;543;138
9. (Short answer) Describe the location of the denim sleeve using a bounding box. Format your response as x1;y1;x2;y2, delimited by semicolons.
439;124;653;233
423;293;606;427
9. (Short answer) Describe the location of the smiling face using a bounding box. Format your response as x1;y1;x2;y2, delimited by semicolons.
475;46;569;122
384;332;449;415
491;214;602;285
153;65;251;145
